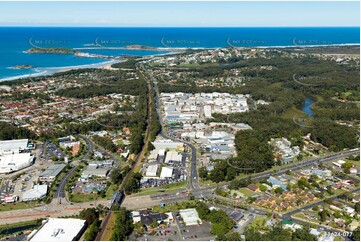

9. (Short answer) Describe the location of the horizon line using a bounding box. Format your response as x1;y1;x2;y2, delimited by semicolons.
0;26;360;28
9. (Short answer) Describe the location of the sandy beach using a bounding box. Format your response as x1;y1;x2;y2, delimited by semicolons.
0;59;124;82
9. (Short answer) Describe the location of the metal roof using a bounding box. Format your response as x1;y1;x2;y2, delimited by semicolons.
39;164;66;178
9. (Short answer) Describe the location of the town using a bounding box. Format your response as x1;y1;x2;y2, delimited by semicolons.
0;44;359;241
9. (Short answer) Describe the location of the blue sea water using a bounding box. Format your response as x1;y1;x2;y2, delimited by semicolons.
0;27;359;80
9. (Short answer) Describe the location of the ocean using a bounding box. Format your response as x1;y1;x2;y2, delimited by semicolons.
0;27;359;80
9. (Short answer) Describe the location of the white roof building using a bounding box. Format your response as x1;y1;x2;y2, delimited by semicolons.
148;149;158;161
23;185;48;201
30;218;86;241
81;166;110;178
179;208;202;226
0;153;33;174
152;139;184;152
0;139;29;155
160;167;173;178
204;105;212;118
59;141;80;149
158;149;166;157
164;151;182;164
146;164;159;177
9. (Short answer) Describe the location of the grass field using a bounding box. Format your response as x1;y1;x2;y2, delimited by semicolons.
152;200;197;213
293;212;320;225
70;193;98;203
247;216;268;230
129;181;186;197
293;212;308;220
238;187;257;197
105;184;118;199
0;202;32;212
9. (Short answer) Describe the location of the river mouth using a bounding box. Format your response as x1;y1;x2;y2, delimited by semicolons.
302;97;314;117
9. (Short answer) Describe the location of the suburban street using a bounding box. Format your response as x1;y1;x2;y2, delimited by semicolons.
53;135;94;203
282;187;360;237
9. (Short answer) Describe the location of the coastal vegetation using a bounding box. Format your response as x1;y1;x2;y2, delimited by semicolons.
123;45;157;50
111;57;141;69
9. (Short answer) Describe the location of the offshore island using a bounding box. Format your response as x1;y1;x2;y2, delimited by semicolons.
11;65;33;69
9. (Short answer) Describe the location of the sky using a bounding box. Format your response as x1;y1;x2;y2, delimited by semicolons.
0;1;359;27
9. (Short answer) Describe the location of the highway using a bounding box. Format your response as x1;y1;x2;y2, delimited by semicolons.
0;148;358;228
238;149;360;184
130;148;360;202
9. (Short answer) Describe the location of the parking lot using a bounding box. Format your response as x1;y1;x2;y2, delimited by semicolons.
178;222;214;241
13;169;43;200
0;180;12;197
0;168;45;202
135;221;182;241
42;141;65;160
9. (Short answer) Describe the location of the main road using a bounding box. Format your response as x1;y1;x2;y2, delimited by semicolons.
54;135;94;202
0;147;358;225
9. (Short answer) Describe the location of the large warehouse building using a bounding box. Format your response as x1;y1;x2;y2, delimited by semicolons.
29;218;86;241
0;153;33;174
38;164;66;182
0;139;31;155
0;139;34;174
152;139;184;152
